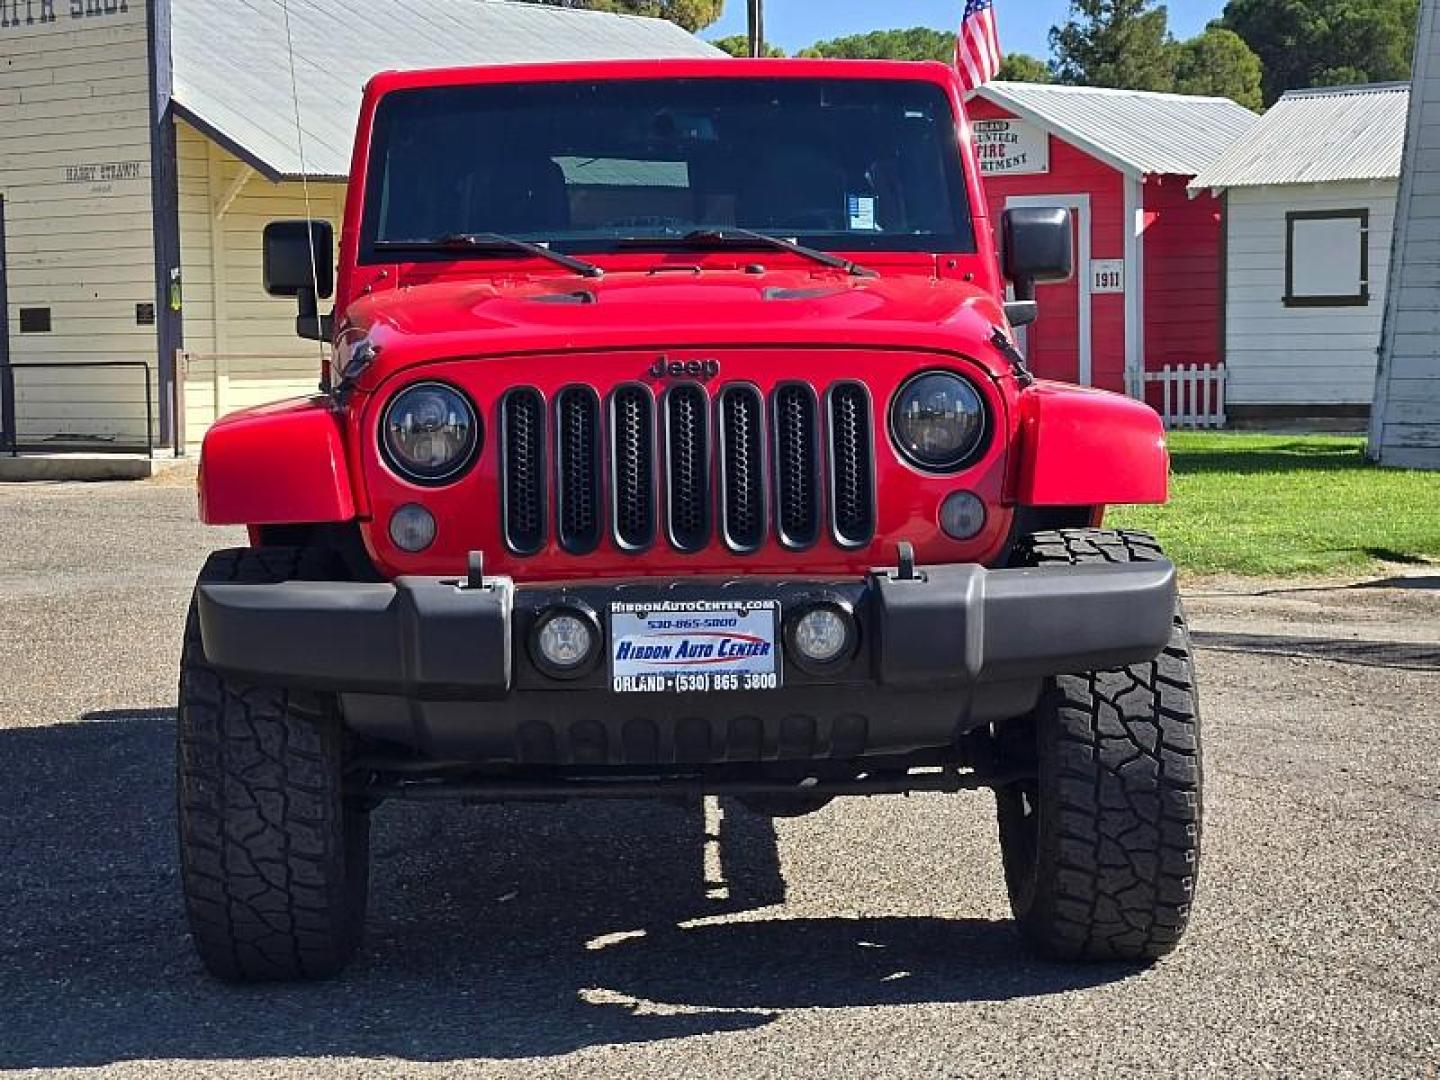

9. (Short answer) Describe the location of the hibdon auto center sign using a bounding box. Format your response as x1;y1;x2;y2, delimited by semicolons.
973;118;1050;177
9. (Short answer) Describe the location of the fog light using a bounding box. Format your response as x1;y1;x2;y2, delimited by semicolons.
786;603;857;672
939;491;987;541
389;504;436;552
532;605;600;678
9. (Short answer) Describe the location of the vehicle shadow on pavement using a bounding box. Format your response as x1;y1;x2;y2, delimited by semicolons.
0;713;1130;1068
1190;631;1440;672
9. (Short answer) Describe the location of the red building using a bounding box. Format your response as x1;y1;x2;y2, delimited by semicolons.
969;82;1257;396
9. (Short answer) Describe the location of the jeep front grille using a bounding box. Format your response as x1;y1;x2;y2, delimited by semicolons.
719;386;767;553
556;387;602;554
829;383;876;548
501;381;874;555
501;389;546;556
774;384;822;549
665;384;711;552
610;386;656;551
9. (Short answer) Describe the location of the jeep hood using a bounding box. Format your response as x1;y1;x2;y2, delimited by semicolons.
341;267;1012;388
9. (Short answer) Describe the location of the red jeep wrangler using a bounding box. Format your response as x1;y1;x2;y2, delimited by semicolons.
181;59;1200;982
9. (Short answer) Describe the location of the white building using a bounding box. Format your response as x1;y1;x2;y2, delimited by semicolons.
1189;83;1409;426
1372;0;1440;469
0;0;719;455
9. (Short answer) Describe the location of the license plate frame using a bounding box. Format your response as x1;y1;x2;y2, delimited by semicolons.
608;600;783;694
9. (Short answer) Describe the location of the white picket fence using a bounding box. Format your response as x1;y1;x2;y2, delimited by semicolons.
1143;364;1227;430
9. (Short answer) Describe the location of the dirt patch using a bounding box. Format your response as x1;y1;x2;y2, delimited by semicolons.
142;460;201;488
1184;568;1440;647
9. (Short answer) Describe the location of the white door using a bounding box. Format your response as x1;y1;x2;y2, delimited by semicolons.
1004;193;1093;386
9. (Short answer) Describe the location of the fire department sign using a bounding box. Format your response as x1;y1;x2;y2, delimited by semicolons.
973;119;1050;177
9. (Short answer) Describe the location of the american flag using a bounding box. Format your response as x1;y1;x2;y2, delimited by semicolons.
956;0;1002;93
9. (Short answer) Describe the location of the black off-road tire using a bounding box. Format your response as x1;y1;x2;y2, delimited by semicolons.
995;529;1202;963
177;547;370;982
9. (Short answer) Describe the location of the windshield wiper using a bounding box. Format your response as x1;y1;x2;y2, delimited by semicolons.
375;233;604;279
620;228;878;278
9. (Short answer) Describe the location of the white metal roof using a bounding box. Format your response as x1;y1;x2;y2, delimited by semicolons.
169;0;724;181
974;81;1259;178
1188;83;1411;193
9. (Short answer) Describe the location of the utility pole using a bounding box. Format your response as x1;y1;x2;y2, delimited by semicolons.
747;0;765;57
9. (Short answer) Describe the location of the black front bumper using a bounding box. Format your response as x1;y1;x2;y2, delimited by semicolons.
196;561;1176;763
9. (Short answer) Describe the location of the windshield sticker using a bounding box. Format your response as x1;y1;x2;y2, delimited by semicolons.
847;195;878;232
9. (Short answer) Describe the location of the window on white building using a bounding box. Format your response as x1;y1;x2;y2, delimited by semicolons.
1285;209;1370;307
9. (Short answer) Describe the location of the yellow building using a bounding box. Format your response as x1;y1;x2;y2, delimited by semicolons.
0;0;718;455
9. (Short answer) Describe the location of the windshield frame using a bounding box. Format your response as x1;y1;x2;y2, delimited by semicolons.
356;74;978;267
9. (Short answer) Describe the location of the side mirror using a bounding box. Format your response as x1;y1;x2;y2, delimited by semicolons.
263;220;335;341
1001;207;1074;327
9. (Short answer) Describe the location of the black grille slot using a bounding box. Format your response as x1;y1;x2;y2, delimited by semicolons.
610;386;656;550
556;387;603;554
773;384;821;549
665;385;710;552
829;383;876;548
720;386;767;552
501;389;546;555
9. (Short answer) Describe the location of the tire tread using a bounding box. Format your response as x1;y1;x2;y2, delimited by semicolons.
177;547;367;982
1001;529;1202;962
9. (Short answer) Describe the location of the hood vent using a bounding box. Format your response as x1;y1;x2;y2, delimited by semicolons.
528;290;597;305
763;286;845;302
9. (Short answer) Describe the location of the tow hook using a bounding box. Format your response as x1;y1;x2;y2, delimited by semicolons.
462;551;487;591
892;541;924;583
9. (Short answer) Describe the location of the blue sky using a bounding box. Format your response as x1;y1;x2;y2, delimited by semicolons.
707;1;1225;57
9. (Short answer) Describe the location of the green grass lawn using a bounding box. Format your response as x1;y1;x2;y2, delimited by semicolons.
1109;433;1440;577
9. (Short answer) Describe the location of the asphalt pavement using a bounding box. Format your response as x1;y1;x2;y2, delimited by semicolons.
0;475;1436;1079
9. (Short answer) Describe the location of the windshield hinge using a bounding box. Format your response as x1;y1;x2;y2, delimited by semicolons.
990;326;1034;388
333;338;379;406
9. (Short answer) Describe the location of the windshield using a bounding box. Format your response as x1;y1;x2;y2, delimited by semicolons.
359;77;975;261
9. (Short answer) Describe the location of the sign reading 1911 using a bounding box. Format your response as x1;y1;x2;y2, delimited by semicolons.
1;0;127;29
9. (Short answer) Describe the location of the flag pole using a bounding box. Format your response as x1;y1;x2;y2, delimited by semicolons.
747;0;765;57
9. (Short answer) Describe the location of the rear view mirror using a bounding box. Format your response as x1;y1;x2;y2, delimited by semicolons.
263;220;335;341
1001;207;1074;319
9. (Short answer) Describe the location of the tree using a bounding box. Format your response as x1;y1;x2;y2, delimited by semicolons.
1172;27;1263;109
1050;0;1177;92
710;34;784;57
800;27;956;62
519;0;724;33
1219;0;1420;105
997;52;1052;83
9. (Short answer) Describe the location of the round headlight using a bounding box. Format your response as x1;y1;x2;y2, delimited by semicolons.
381;382;480;485
890;372;987;472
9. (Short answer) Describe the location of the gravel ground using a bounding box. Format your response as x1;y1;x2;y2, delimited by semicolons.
0;477;1437;1079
